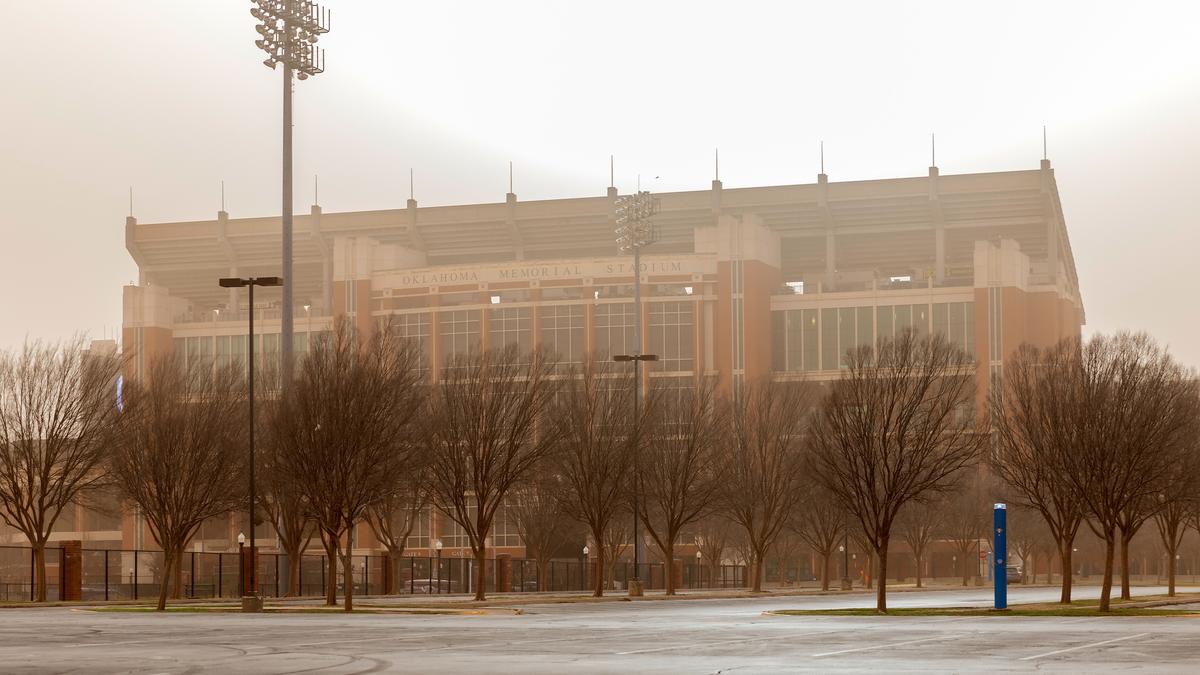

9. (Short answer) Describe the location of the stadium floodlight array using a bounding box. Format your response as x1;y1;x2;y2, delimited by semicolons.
614;191;658;253
251;0;329;80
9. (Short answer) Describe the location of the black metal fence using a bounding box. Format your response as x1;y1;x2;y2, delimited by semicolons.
0;544;745;602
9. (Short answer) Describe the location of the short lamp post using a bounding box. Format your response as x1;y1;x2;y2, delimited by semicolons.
582;545;590;590
237;532;246;597
696;550;703;588
435;539;443;594
219;275;283;612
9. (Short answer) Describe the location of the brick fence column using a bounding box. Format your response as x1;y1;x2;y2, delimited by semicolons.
61;541;82;601
497;554;512;593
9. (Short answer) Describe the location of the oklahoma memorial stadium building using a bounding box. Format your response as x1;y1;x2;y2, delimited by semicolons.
46;159;1085;559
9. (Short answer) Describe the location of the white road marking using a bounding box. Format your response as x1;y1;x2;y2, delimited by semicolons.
812;634;959;657
1018;632;1149;661
615;630;826;655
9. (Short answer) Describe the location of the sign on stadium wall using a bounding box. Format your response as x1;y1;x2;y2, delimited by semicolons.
374;256;716;290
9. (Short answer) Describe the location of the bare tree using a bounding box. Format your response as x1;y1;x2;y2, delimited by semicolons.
722;378;812;592
109;356;246;611
1153;437;1200;597
792;482;845;591
423;345;560;601
1048;333;1197;611
366;466;430;595
694;516;735;588
1007;504;1053;585
638;379;728;595
990;341;1086;602
896;500;943;588
550;359;638;597
0;338;124;602
943;482;987;586
270;317;425;610
259;442;316;597
512;474;573;592
602;513;632;590
808;331;984;612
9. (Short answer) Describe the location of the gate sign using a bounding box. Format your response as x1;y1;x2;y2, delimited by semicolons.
994;503;1007;610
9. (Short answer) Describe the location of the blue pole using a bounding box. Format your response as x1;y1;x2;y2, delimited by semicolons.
994;503;1008;610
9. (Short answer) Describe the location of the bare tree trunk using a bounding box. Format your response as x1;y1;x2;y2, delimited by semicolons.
875;539;889;612
156;549;174;611
1119;534;1132;600
288;555;302;597
340;552;354;612
473;547;487;602
914;553;923;588
33;543;47;603
664;542;677;595
1099;535;1116;612
1059;540;1074;603
1168;551;1177;596
386;552;400;596
592;542;605;598
172;544;185;599
752;547;765;592
821;552;831;591
323;535;337;606
536;559;548;592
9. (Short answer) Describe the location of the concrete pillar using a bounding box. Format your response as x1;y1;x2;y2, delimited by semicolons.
818;173;835;287
929;166;945;284
61;541;82;601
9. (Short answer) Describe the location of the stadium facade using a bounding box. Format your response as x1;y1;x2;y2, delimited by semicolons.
5;159;1084;561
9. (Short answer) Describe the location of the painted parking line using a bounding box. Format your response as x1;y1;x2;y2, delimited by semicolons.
615;630;827;656
1018;633;1149;661
812;634;960;658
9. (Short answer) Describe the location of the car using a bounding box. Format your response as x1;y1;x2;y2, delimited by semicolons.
1005;565;1022;584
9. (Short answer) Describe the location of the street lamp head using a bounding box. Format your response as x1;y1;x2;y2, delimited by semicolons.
583;546;590;556
838;545;844;552
435;539;443;551
254;276;284;287
696;551;702;560
237;532;246;545
219;278;248;288
303;304;311;312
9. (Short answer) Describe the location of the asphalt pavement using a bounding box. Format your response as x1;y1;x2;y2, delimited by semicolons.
0;585;1197;673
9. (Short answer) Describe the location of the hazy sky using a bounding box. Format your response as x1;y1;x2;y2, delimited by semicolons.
2;1;1198;364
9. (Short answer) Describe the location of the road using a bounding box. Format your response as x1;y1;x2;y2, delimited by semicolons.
0;585;1197;673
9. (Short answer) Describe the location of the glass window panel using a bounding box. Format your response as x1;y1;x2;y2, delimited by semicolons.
801;309;819;372
894;305;912;334
948;302;965;350
876;306;893;343
933;303;949;340
856;307;874;349
911;304;930;337
771;312;786;372
838;307;856;368
964;302;976;358
821;308;838;371
538;304;584;372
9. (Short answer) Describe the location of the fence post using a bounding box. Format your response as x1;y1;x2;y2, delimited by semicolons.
275;554;280;598
104;551;110;601
190;552;196;598
133;551;138;600
364;555;369;595
410;557;415;595
320;555;326;598
29;548;34;601
218;553;223;598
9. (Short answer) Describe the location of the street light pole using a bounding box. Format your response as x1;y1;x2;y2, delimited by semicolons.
219;276;283;611
613;190;658;595
251;0;330;383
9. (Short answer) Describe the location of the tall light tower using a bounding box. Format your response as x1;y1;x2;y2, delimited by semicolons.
612;190;658;594
251;0;330;382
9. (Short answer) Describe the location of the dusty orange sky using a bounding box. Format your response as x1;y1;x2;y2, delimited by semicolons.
1;1;1197;365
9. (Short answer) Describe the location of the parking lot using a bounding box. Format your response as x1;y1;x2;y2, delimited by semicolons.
0;585;1196;673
